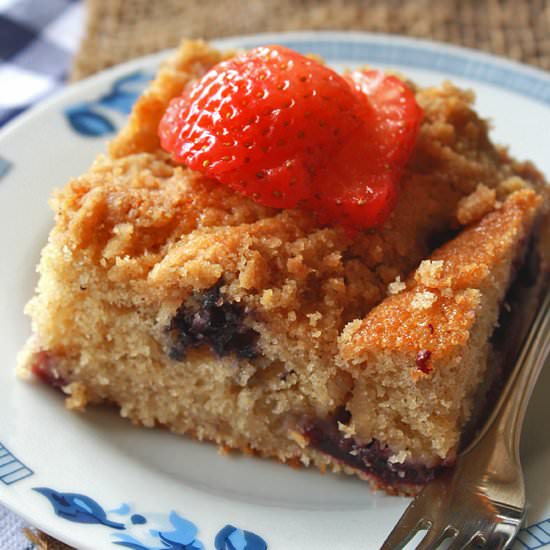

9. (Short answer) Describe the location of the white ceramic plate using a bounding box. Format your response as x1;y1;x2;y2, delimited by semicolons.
0;32;549;550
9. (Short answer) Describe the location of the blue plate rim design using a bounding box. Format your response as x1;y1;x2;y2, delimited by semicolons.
235;32;550;106
1;30;549;142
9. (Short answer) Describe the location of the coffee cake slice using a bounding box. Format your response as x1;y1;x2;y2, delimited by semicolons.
17;40;549;494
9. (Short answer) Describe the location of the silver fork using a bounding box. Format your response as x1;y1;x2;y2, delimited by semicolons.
380;288;550;550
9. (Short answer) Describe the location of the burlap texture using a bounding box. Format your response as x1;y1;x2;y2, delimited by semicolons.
72;0;550;80
38;0;548;547
24;528;72;549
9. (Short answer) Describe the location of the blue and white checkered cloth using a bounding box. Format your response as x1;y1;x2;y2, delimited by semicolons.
0;0;84;128
1;2;83;546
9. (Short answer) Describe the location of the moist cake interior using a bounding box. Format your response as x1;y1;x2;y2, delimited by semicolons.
17;40;550;495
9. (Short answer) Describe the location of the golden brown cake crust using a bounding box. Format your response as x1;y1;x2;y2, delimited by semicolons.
18;39;550;494
340;189;542;366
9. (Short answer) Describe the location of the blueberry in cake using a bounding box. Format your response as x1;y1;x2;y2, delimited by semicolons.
18;40;549;495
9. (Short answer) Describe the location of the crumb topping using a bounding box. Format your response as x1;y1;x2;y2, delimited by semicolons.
337;420;357;439
387;276;406;295
415;260;445;287
456;183;497;225
340;189;542;366
411;290;438;310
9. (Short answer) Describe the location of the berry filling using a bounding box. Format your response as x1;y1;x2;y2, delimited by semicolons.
159;45;423;231
31;351;68;388
300;408;444;486
166;283;259;361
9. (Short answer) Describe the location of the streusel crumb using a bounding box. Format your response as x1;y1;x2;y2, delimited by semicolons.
411;290;438;310
415;260;445;288
456;183;497;225
387;276;406;295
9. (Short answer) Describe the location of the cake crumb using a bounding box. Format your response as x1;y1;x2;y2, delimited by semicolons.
456;184;496;225
307;312;322;327
64;382;89;412
260;289;274;307
337;420;356;439
288;429;308;448
388;449;409;465
233;362;257;387
218;444;232;456
415;260;444;288
498;176;527;195
411;290;438;310
387;276;406;295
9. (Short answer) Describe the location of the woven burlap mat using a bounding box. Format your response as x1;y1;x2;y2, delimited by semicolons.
32;0;548;547
72;0;550;80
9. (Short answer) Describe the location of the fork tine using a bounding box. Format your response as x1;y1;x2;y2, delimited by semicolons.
446;531;482;550
379;518;425;550
487;524;519;550
414;526;452;550
379;502;427;550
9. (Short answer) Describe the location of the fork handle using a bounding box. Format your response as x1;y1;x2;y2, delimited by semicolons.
472;288;550;459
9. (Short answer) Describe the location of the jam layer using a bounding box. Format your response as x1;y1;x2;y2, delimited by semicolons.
300;408;443;486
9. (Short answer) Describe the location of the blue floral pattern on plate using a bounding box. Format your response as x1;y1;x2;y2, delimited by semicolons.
34;487;267;549
215;525;267;550
113;511;204;550
65;71;153;137
32;483;547;549
33;488;125;529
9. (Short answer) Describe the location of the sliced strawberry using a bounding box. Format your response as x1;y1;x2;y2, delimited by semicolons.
346;70;423;169
159;45;364;209
310;70;423;229
159;48;423;230
313;169;399;230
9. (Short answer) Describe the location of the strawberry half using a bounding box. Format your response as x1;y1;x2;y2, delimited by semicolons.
159;45;364;208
